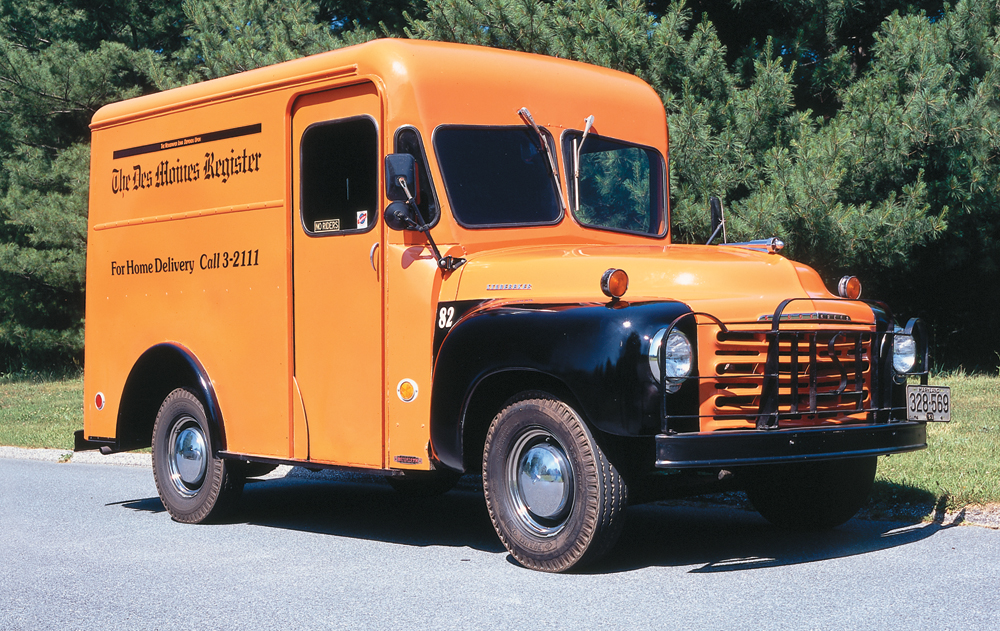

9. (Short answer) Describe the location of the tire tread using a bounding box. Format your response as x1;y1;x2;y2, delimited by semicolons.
151;387;243;524
482;392;627;572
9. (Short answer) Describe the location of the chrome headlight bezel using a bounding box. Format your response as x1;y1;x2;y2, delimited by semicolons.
648;328;693;392
892;327;918;374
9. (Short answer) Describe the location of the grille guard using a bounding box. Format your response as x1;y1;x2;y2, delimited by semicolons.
658;297;930;439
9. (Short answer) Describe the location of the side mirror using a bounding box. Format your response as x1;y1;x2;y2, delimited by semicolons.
385;153;417;202
706;196;725;245
384;201;414;231
710;197;723;233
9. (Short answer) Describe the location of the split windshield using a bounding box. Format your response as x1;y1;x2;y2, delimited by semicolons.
432;125;666;235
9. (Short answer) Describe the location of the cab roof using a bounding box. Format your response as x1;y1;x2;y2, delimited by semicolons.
90;38;665;137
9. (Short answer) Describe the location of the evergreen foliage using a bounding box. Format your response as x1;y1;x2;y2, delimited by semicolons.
167;0;370;85
0;0;995;370
0;1;185;370
408;0;999;368
0;0;373;371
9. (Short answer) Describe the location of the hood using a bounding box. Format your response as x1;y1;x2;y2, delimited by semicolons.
452;244;867;323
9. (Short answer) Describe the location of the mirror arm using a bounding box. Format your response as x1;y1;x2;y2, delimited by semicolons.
706;222;724;246
397;176;465;272
706;196;726;245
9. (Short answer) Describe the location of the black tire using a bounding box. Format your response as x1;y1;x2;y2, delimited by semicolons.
151;388;243;523
386;470;461;497
482;393;628;572
744;456;878;531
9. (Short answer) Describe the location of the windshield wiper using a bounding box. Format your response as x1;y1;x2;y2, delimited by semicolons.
573;115;595;211
517;107;565;210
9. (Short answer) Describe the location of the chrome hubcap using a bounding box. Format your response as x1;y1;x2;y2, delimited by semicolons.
507;428;573;536
168;417;207;497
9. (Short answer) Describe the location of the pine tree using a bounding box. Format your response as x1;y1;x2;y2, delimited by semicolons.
0;1;185;371
0;0;995;369
167;0;364;85
408;0;998;367
0;0;380;371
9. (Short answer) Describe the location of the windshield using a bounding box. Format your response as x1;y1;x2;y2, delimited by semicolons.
562;132;666;236
434;126;562;227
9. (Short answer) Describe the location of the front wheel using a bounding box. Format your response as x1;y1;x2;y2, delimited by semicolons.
151;388;243;523
482;394;627;572
744;456;878;531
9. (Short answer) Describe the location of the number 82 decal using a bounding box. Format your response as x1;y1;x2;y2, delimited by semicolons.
437;306;455;329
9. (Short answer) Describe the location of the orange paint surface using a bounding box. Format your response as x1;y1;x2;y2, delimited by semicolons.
85;39;869;469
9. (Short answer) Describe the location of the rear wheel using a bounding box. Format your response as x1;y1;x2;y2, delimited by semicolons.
745;456;877;531
151;388;243;523
482;393;627;572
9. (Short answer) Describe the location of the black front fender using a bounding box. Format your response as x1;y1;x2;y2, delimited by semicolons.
429;300;694;471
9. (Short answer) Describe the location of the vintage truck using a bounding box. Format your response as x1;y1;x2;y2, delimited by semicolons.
77;38;949;572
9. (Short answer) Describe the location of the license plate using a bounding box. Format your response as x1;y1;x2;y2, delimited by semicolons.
905;385;951;422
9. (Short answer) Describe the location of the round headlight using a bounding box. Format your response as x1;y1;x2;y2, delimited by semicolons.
893;330;917;374
648;328;693;388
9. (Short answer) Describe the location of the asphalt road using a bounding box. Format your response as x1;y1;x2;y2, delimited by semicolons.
2;456;998;630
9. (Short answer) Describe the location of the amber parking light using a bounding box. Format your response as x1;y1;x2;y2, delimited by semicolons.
601;268;629;299
838;275;862;300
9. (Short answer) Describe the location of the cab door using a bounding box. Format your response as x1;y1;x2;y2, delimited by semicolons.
291;83;384;467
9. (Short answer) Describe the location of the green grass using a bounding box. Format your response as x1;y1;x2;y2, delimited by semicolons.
0;373;83;450
0;373;997;515
870;374;1000;514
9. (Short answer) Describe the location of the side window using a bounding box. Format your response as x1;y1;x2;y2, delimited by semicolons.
394;127;439;225
300;117;378;234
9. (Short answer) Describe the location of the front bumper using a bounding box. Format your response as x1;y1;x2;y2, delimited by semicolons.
655;421;926;468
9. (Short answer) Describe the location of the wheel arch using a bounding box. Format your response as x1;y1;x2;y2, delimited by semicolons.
428;300;694;473
116;343;225;453
459;369;585;474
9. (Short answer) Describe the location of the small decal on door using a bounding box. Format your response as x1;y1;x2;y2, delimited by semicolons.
314;219;340;232
357;211;368;229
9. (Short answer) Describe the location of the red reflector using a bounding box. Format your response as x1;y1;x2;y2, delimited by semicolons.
95;392;105;410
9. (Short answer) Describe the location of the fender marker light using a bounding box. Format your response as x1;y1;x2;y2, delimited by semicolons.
838;276;862;300
601;268;629;299
95;392;106;410
397;379;418;403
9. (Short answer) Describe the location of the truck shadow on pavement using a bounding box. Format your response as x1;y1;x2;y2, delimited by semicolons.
121;470;962;574
123;470;506;553
594;496;961;574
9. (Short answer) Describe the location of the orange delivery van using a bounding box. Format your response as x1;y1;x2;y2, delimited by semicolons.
76;38;950;572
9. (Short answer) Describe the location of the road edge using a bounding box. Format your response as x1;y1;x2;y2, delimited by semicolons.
3;444;997;529
0;445;151;466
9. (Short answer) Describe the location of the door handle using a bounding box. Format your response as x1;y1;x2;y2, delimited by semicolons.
369;242;380;273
